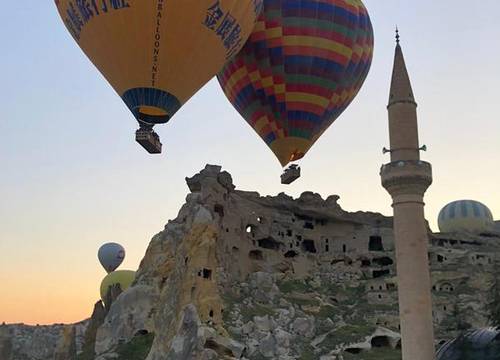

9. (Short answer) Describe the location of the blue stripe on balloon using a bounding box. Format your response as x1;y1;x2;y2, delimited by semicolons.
122;87;181;124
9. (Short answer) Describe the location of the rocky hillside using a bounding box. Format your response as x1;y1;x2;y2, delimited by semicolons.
3;165;499;360
0;321;87;360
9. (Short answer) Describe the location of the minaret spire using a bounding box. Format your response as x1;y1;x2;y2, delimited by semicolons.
389;30;415;108
386;33;419;162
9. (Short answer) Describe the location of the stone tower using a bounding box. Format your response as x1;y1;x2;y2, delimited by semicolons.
380;32;435;360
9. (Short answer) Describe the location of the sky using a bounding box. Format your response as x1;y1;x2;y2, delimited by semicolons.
0;0;499;325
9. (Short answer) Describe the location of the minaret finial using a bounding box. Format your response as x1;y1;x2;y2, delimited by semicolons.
395;26;400;45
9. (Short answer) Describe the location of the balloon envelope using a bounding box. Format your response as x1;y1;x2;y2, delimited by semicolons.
55;0;262;124
100;270;136;301
438;200;494;234
218;0;374;166
98;243;125;273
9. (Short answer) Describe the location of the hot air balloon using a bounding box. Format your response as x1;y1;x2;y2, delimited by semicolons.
55;0;263;153
438;200;495;234
98;242;126;273
217;0;374;183
100;270;136;303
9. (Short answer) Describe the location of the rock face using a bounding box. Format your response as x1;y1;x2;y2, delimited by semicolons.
4;165;500;359
54;325;77;360
89;165;500;359
0;321;87;360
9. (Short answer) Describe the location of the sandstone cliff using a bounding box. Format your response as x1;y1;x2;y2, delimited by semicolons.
3;165;499;360
91;165;500;359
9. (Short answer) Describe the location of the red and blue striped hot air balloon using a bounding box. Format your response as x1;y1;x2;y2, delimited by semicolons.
218;0;374;173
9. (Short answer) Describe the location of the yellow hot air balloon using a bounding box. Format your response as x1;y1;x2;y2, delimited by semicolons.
55;0;262;153
100;270;136;302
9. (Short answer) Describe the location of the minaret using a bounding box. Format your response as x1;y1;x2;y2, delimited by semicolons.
380;31;435;360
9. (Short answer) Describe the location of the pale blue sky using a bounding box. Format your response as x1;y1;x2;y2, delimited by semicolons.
0;0;499;324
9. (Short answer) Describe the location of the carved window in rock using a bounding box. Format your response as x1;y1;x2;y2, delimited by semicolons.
372;257;394;266
373;269;390;279
257;237;282;250
361;259;371;267
301;240;317;253
304;221;314;230
369;236;384;252
214;204;224;217
201;268;212;279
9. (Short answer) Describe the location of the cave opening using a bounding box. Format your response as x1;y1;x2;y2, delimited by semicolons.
373;269;390;278
202;269;212;279
372;257;394;266
369;236;384;251
301;240;317;253
257;237;282;250
284;250;298;258
371;336;391;348
214;204;224;217
304;222;314;230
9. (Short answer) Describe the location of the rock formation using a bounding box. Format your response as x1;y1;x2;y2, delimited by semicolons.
92;165;500;359
3;165;499;359
53;325;77;360
0;321;87;360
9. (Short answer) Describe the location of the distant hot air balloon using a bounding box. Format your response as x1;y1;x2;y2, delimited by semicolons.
100;270;136;302
438;200;495;234
217;0;374;183
98;243;125;273
55;0;263;153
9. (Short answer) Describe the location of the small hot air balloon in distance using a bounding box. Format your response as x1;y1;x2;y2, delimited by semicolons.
438;200;495;234
218;0;374;184
100;270;136;304
98;242;125;273
55;0;263;153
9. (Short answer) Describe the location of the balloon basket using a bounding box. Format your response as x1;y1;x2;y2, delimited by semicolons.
136;129;162;154
281;165;301;185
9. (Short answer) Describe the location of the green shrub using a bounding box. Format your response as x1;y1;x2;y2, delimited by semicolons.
115;333;155;360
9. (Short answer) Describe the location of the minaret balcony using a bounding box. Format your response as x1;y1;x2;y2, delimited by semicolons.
381;160;433;197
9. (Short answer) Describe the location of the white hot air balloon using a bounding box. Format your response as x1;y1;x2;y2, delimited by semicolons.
98;243;126;273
